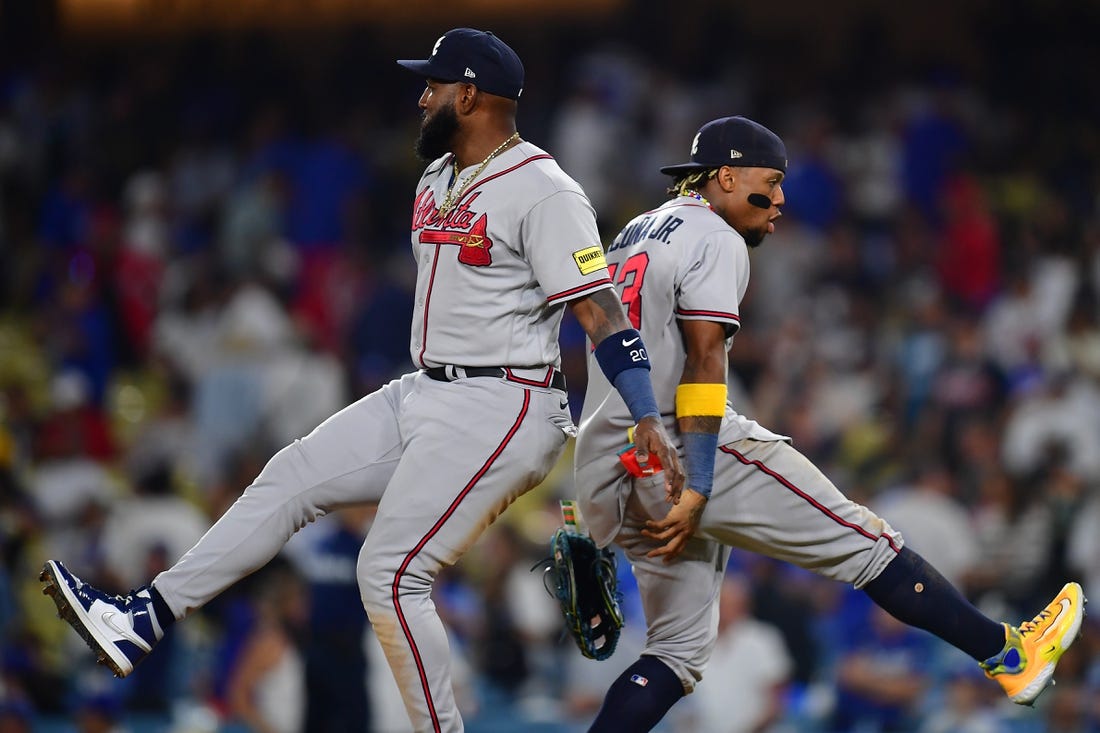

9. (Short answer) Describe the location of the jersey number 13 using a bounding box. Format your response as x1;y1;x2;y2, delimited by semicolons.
606;252;650;331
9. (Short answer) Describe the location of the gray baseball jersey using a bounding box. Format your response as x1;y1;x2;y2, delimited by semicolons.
153;140;614;733
410;141;614;368
575;195;902;693
576;196;786;546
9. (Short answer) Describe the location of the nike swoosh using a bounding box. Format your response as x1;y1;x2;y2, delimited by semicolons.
101;611;152;652
1037;599;1072;643
622;337;640;347
559;400;569;410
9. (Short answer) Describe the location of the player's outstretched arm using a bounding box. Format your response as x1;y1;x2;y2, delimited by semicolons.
569;289;684;497
644;319;728;562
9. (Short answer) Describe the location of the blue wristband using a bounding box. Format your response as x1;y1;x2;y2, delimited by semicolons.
612;368;660;422
681;431;718;499
594;329;651;383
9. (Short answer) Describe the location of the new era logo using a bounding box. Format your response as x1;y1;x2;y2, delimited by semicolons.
464;67;476;78
730;149;743;159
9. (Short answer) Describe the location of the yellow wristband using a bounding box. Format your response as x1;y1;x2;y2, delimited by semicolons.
675;383;727;418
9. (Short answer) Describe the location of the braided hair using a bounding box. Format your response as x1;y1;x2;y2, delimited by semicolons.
667;168;718;197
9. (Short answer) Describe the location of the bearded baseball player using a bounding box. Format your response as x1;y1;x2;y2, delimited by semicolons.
39;28;682;733
573;115;1086;732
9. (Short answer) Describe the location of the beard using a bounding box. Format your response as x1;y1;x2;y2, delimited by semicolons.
743;228;767;248
415;103;459;161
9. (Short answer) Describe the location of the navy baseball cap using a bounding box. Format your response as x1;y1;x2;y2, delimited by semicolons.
398;28;524;100
660;116;787;176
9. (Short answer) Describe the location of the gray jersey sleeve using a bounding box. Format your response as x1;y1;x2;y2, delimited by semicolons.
675;228;749;333
575;200;783;546
522;189;614;305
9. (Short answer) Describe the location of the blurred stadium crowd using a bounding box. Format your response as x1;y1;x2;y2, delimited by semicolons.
1;3;1099;732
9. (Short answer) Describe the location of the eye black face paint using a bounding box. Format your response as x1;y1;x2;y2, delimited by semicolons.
747;193;772;209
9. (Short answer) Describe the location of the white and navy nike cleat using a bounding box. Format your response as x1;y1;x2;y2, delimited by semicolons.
40;559;165;677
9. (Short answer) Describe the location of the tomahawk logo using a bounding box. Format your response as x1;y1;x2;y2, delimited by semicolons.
418;213;494;267
431;36;444;57
690;132;701;156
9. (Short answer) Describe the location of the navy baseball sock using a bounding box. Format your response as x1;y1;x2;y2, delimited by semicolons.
148;585;177;630
587;655;684;733
863;546;1005;661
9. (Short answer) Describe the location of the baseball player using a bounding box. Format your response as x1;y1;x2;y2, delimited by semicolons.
39;28;682;733
574;115;1086;732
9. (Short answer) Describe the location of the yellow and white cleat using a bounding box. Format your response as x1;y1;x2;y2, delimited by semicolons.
980;581;1087;705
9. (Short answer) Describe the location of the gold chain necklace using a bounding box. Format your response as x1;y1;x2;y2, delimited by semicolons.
438;132;520;218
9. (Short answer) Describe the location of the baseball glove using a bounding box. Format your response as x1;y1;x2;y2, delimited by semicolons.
539;527;624;661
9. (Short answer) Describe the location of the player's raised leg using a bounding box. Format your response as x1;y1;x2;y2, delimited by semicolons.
710;438;1087;706
41;374;411;676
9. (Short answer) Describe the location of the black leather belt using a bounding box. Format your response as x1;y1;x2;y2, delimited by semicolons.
424;366;566;392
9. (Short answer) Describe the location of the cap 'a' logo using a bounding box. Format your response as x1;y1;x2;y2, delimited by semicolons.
572;245;608;276
730;149;743;159
464;67;477;78
431;36;445;57
690;132;701;155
